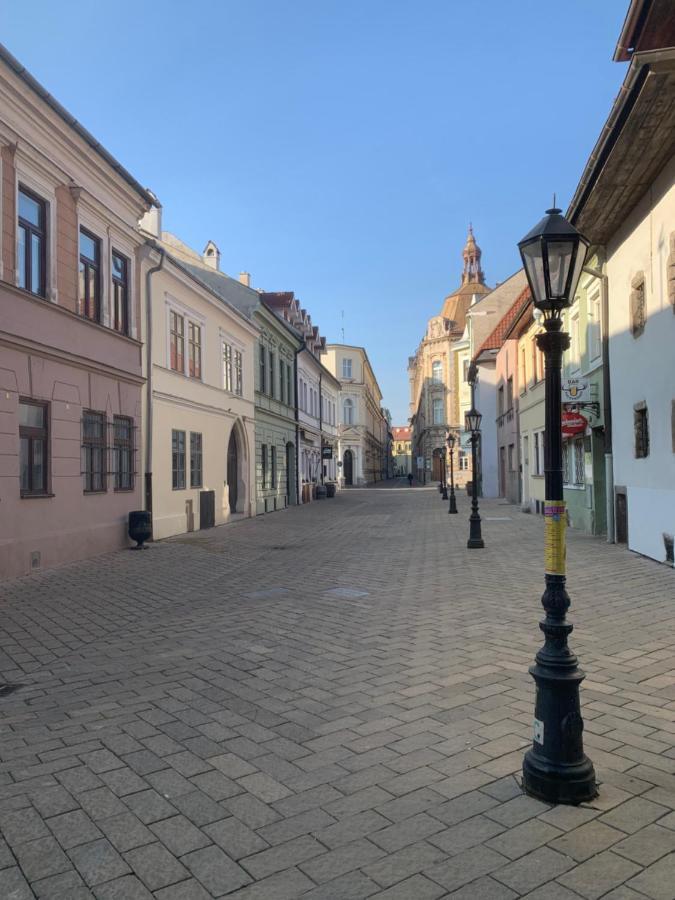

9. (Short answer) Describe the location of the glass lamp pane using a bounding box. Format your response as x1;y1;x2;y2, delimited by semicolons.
547;241;574;299
568;240;589;302
521;242;546;305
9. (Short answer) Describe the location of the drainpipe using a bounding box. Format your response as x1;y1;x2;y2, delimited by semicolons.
294;346;302;505
319;371;324;485
583;259;613;543
144;247;165;525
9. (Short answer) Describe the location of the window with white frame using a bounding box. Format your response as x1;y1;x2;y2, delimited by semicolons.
169;306;203;377
432;397;443;424
223;342;233;392
570;312;580;371
342;358;353;379
458;449;468;471
588;291;601;362
534;430;545;475
343;397;354;425
188;322;202;379
432;360;442;383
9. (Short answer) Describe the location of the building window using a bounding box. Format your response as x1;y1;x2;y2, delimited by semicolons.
343;397;354;425
188;322;202;378
287;366;293;407
19;400;48;495
573;437;585;485
458;449;468;471
18;186;46;297
634;403;649;458
279;359;285;404
113;415;134;491
570;312;580;370
261;444;267;488
79;228;101;322
111;251;129;335
342;358;352;379
432;397;443;425
223;342;232;391
630;273;646;338
82;410;106;492
268;350;275;397
506;376;513;410
463;359;470;383
234;349;243;395
534;430;544;475
589;291;601;361
498;385;504;416
508;443;515;472
190;432;203;488
432;360;442;383
170;311;185;372
271;445;277;489
303;382;308;412
259;343;266;393
172;430;186;489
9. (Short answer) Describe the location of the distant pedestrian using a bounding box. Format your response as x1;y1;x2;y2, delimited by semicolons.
407;473;413;487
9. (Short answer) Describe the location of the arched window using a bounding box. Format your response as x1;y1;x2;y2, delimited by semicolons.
432;360;442;383
343;398;354;425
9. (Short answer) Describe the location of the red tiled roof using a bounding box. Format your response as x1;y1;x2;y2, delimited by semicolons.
474;286;531;360
392;426;412;440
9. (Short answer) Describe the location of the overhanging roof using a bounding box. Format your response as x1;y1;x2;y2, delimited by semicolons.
567;48;675;245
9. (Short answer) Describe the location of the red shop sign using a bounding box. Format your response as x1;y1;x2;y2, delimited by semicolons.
562;410;588;437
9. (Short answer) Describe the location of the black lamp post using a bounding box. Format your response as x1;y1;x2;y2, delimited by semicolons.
465;405;484;549
518;206;597;804
447;431;458;514
439;449;448;500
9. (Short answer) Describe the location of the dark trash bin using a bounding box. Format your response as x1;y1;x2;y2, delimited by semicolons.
128;510;152;549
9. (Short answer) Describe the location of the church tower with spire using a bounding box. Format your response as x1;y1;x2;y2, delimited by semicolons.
461;224;486;286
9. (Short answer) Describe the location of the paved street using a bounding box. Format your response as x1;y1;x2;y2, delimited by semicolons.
1;484;675;900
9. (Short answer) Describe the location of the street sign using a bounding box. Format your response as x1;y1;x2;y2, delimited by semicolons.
562;377;591;403
322;446;333;459
416;456;424;468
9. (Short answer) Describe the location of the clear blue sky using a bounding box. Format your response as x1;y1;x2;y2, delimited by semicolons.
3;0;627;423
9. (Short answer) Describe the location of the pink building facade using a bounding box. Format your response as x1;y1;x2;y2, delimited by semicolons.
0;48;154;578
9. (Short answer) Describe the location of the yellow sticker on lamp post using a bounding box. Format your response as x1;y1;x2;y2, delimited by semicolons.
544;502;566;576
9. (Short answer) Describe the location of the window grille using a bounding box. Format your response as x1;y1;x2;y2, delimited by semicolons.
573;437;585;485
112;416;135;491
172;430;186;489
190;432;203;488
634;404;649;458
82;410;106;492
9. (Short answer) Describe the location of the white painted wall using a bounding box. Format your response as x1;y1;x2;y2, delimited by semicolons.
607;153;675;563
475;361;500;498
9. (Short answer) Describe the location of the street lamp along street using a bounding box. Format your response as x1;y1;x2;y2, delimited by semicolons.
464;402;484;550
446;431;458;514
518;206;597;805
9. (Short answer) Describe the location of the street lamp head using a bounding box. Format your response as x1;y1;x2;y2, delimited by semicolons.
465;406;482;433
467;361;478;386
446;431;456;449
518;207;589;320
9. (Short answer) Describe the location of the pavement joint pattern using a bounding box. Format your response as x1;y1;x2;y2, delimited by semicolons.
1;483;674;898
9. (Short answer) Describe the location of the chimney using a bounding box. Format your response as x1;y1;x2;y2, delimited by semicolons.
139;203;162;238
239;271;251;287
203;240;220;271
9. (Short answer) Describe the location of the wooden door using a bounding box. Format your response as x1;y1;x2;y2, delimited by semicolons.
227;431;238;513
344;449;353;485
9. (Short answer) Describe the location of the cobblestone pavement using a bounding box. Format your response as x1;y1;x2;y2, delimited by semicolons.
1;483;675;899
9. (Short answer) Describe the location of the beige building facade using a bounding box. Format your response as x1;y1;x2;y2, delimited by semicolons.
139;223;258;539
323;344;387;486
408;228;490;484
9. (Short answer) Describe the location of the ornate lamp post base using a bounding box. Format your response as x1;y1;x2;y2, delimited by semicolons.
448;492;457;514
523;746;597;805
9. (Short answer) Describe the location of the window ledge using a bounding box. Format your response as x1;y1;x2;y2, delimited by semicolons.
20;492;55;499
84;490;107;495
114;488;135;493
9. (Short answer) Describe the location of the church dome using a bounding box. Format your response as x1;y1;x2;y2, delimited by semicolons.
440;225;491;320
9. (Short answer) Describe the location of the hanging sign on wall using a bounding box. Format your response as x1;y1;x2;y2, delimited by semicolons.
561;410;588;437
562;377;591;403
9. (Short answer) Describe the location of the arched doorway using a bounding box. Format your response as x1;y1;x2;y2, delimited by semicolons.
286;442;296;505
227;430;239;513
432;448;444;482
343;449;354;486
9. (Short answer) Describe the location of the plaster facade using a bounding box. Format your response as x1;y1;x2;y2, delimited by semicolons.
0;49;153;578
